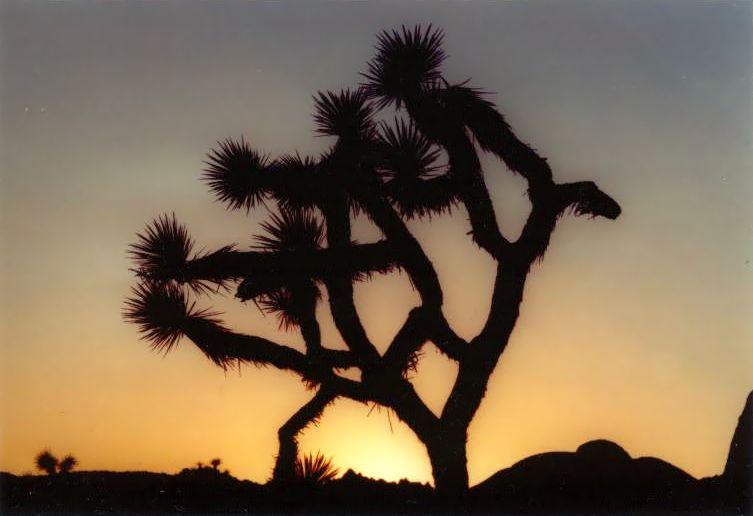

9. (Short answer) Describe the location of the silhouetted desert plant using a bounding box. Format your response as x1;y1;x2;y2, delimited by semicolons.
294;452;340;486
35;450;58;476
124;24;620;501
58;454;78;474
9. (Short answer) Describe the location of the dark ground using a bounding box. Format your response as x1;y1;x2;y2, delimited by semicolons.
3;391;750;515
0;450;748;515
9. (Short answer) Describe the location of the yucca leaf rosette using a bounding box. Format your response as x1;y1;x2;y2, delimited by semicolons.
237;209;325;330
270;154;324;212
123;281;222;354
204;137;271;211
377;119;457;218
362;25;446;109
313;89;376;141
129;214;235;292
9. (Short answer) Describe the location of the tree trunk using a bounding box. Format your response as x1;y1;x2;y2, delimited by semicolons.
426;429;470;507
441;261;529;434
272;428;299;484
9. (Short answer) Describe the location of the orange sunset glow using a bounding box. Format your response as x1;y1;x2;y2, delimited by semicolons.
1;0;751;497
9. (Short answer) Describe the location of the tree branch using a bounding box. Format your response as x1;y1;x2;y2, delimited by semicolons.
444;180;621;429
426;311;467;361
446;137;512;260
514;181;621;263
355;190;444;309
440;85;553;188
442;261;528;430
272;387;337;483
296;289;366;369
180;315;364;387
556;181;621;220
514;192;561;264
320;198;382;366
383;307;467;375
403;92;511;259
317;348;362;369
384;379;440;442
181;316;311;373
158;240;401;290
382;307;429;374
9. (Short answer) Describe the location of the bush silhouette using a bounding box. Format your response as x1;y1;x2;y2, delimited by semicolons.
35;450;58;476
124;25;620;501
58;454;78;474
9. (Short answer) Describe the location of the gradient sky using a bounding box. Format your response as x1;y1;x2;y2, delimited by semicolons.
1;0;751;486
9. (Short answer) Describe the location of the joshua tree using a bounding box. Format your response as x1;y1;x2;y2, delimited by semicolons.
35;450;59;476
124;26;620;500
58;454;78;474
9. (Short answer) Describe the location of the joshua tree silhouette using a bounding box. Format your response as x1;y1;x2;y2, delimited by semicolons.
124;25;620;500
58;454;78;474
35;450;59;476
35;450;78;475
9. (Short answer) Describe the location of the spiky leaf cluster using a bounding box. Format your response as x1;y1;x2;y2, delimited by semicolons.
129;214;193;282
204;137;270;211
257;285;319;331
236;209;325;329
123;282;220;353
378;119;457;218
313;89;376;141
293;451;340;486
362;25;446;108
129;214;234;293
270;154;324;211
255;209;325;253
379;119;440;180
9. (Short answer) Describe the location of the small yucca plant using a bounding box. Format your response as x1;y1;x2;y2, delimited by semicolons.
293;452;339;487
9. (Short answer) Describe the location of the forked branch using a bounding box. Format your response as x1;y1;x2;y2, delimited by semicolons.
272;387;337;483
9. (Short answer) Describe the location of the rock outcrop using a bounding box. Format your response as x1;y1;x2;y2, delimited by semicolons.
722;389;752;511
472;439;696;513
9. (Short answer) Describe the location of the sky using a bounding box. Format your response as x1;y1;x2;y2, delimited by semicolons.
1;0;751;486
